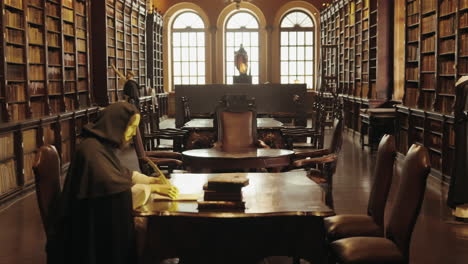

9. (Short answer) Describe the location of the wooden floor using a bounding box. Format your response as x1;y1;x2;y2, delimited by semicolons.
0;122;467;264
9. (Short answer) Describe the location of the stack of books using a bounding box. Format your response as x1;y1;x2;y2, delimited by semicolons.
199;174;249;209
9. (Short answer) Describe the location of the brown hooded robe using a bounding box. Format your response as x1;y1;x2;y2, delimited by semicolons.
47;102;139;264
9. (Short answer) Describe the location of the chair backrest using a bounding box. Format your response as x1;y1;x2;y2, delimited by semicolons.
367;134;397;228
385;144;431;259
328;118;343;155
215;94;257;151
181;96;191;124
133;128;147;160
33;145;61;236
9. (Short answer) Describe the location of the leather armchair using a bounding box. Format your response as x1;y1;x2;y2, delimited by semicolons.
324;134;397;241
330;144;431;264
213;95;268;152
33;145;61;238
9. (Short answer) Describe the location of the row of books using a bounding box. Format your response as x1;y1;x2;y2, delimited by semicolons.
29;82;46;96
422;0;436;13
439;60;456;74
30;65;45;80
419;91;434;110
28;7;43;25
6;28;24;45
30;100;46;118
6;46;25;64
46;2;60;17
407;45;419;61
439;17;456;37
5;10;24;29
460;12;468;29
462;0;468;9
0;134;15;161
0;160;17;195
439;38;455;54
7;65;25;80
407;13;419;26
23;152;36;183
29;27;44;45
5;0;22;8
404;87;419;108
421;55;435;71
429;152;442;171
422;15;436;34
9;103;28;121
439;0;457;16
29;47;45;64
421;73;435;89
406;66;419;81
408;27;419;42
407;0;420;16
421;35;435;53
461;34;468;55
438;78;455;94
435;96;454;114
459;59;468;74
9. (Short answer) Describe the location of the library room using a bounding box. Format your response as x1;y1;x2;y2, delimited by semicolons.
0;0;468;263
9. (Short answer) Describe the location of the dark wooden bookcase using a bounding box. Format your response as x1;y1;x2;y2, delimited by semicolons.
91;0;148;106
146;10;168;118
398;0;467;183
0;0;95;204
320;0;393;133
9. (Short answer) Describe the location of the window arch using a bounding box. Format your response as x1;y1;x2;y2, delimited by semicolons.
172;12;206;85
280;10;315;89
225;12;260;84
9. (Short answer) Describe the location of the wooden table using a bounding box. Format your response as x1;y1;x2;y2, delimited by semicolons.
359;108;396;151
134;171;334;264
182;118;286;149
182;148;294;172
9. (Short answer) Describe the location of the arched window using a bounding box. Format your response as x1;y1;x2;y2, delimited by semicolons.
280;11;315;89
225;12;259;84
172;12;205;85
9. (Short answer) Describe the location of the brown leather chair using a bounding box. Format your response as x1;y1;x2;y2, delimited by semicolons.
133;128;183;175
324;134;397;241
33;145;61;238
214;94;268;152
330;144;431;264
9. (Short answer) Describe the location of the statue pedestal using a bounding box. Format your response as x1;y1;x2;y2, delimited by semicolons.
233;75;252;84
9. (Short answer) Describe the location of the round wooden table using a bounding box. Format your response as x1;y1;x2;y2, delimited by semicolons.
182;148;294;172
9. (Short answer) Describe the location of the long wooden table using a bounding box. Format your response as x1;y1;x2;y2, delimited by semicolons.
182;148;294;172
182;118;286;149
134;171;334;264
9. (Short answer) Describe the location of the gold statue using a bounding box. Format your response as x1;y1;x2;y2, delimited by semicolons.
234;44;248;75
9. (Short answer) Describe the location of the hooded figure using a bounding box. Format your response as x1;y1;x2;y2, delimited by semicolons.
47;102;140;264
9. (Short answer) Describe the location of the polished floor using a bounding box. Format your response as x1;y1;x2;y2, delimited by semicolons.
0;123;467;264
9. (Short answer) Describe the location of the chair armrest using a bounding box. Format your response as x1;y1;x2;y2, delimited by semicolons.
294;148;330;159
142;157;183;167
292;154;337;168
145;151;182;160
256;140;271;149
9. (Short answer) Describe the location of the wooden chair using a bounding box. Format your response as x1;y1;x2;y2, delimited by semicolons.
281;99;327;150
289;118;343;209
181;96;213;125
140;100;187;152
33;145;61;239
134;128;183;175
324;134;397;241
330;144;431;264
213;94;268;152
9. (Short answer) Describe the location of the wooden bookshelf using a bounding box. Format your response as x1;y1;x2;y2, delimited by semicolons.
320;0;393;133
0;0;94;204
146;10;168;118
397;0;467;183
91;0;148;106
